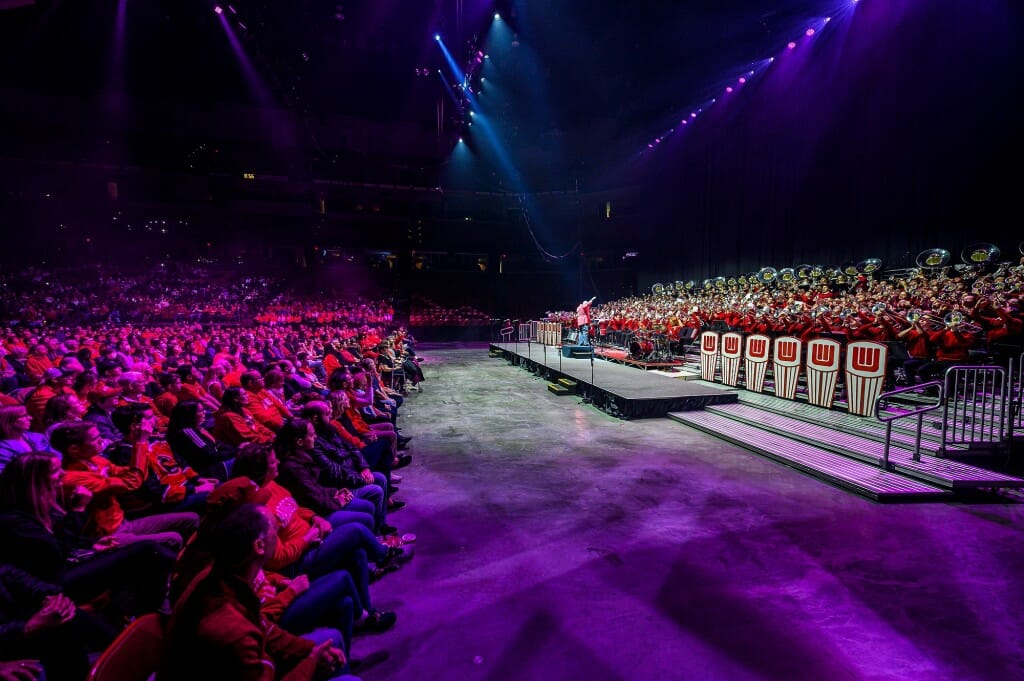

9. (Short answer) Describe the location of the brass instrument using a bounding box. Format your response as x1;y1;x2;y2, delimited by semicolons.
757;267;778;284
737;274;748;286
714;276;727;290
857;258;883;275
685;280;696;290
727;277;738;287
944;310;983;332
961;242;1000;267
796;264;813;279
703;278;714;290
779;268;796;284
825;266;841;280
674;281;686;292
788;300;805;314
842;261;859;277
810;265;825;279
652;283;665;295
916;248;951;270
870;302;887;315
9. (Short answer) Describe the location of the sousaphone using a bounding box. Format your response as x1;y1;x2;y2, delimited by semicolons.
916;248;951;270
961;243;1000;267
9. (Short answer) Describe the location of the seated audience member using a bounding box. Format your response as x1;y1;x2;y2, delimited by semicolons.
213;387;275;446
0;562;116;681
170;478;361;674
242;370;293;432
0;452;177;624
50;421;199;550
167;400;236;481
272;418;384;533
159;503;356;681
82;383;123;445
229;443;407;629
0;405;55;472
107;404;217;516
40;393;87;434
116;371;169;431
25;369;75;433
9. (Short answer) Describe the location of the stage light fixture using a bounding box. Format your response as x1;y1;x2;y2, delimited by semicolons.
806;28;815;36
739;77;746;84
726;86;733;93
458;137;464;143
213;5;223;14
434;34;441;41
494;12;501;20
787;41;796;49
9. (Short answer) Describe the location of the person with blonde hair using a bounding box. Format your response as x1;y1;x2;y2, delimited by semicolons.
0;405;54;473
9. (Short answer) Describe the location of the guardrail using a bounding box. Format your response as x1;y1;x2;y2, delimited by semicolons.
1009;354;1023;438
942;365;1007;454
875;381;944;469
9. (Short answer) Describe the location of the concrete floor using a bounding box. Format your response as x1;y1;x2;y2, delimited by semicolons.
356;347;1024;681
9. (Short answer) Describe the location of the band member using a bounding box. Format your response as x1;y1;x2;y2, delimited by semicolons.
576;297;596;346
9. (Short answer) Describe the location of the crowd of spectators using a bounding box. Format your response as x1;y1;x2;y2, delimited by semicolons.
0;265;397;328
408;295;490;327
550;257;1024;386
0;267;431;680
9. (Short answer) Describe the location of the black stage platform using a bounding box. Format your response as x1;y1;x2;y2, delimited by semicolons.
491;342;738;418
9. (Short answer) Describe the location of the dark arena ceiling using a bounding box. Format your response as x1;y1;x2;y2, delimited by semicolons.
0;0;1021;267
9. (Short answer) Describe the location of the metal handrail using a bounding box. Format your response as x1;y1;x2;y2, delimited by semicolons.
942;364;1006;452
874;381;944;469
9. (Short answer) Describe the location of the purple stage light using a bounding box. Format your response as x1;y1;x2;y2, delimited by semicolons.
739;77;746;84
681;120;687;125
690;112;697;118
726;86;733;93
787;41;796;49
806;28;815;36
824;17;832;23
648;143;654;148
213;5;223;14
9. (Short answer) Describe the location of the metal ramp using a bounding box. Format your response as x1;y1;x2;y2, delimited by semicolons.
669;410;949;501
702;402;1024;490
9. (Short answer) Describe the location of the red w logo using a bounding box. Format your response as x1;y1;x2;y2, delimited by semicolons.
749;339;766;358
703;335;717;352
778;341;798;362
810;344;835;367
724;336;740;354
852;346;881;372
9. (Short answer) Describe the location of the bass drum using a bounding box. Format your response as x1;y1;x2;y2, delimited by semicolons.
629;338;654;359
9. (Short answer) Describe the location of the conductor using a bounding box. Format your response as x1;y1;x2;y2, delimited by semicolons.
576;296;596;346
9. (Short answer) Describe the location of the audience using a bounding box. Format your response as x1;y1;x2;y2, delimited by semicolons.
0;260;427;680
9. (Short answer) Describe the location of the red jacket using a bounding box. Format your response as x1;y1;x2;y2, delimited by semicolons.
160;566;317;681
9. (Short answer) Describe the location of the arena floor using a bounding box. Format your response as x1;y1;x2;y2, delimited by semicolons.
358;346;1024;681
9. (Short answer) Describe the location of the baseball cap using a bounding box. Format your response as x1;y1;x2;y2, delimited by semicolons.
206;477;272;513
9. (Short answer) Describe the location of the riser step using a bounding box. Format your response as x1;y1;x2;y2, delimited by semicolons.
547;384;573;396
703;403;1024;489
557;378;578;390
668;410;949;500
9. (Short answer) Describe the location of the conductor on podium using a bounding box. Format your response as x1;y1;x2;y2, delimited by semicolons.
576;296;596;346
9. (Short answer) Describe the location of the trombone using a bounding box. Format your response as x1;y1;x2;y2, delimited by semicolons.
943;310;983;333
